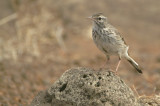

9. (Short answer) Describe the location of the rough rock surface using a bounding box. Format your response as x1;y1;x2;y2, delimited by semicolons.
30;67;159;106
138;95;160;106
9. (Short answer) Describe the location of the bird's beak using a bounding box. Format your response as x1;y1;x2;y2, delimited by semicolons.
86;16;93;20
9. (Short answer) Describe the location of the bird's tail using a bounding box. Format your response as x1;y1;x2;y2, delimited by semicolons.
126;55;142;74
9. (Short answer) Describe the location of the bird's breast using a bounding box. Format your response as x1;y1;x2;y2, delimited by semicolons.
92;29;118;55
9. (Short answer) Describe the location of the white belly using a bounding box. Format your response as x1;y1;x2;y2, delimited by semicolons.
94;35;118;55
92;29;126;56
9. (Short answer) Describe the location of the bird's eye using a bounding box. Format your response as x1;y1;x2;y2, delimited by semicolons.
98;17;102;20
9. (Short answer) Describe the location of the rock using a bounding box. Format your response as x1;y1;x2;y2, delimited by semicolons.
30;67;160;106
138;95;160;106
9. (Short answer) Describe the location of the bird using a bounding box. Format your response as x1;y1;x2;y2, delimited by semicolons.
88;13;142;74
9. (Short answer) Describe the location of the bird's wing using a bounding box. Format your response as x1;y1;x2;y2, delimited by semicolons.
105;24;127;45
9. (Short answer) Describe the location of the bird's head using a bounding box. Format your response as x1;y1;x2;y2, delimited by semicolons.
88;13;107;27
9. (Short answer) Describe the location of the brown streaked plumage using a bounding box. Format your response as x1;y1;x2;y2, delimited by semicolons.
88;13;142;73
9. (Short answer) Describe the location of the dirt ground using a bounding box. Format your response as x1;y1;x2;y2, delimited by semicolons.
0;0;160;105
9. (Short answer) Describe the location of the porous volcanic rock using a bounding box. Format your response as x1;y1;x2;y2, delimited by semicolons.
31;67;141;106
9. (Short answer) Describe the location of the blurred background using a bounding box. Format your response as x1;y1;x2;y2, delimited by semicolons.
0;0;160;105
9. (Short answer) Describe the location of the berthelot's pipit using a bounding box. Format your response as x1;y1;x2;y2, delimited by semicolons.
88;13;142;74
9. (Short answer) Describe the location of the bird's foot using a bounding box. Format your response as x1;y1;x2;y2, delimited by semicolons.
110;70;118;75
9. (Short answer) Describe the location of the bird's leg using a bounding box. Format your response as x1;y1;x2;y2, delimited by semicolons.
109;57;121;75
101;55;110;69
106;55;110;63
115;57;121;72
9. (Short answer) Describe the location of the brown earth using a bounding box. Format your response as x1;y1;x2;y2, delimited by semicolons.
0;0;160;105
